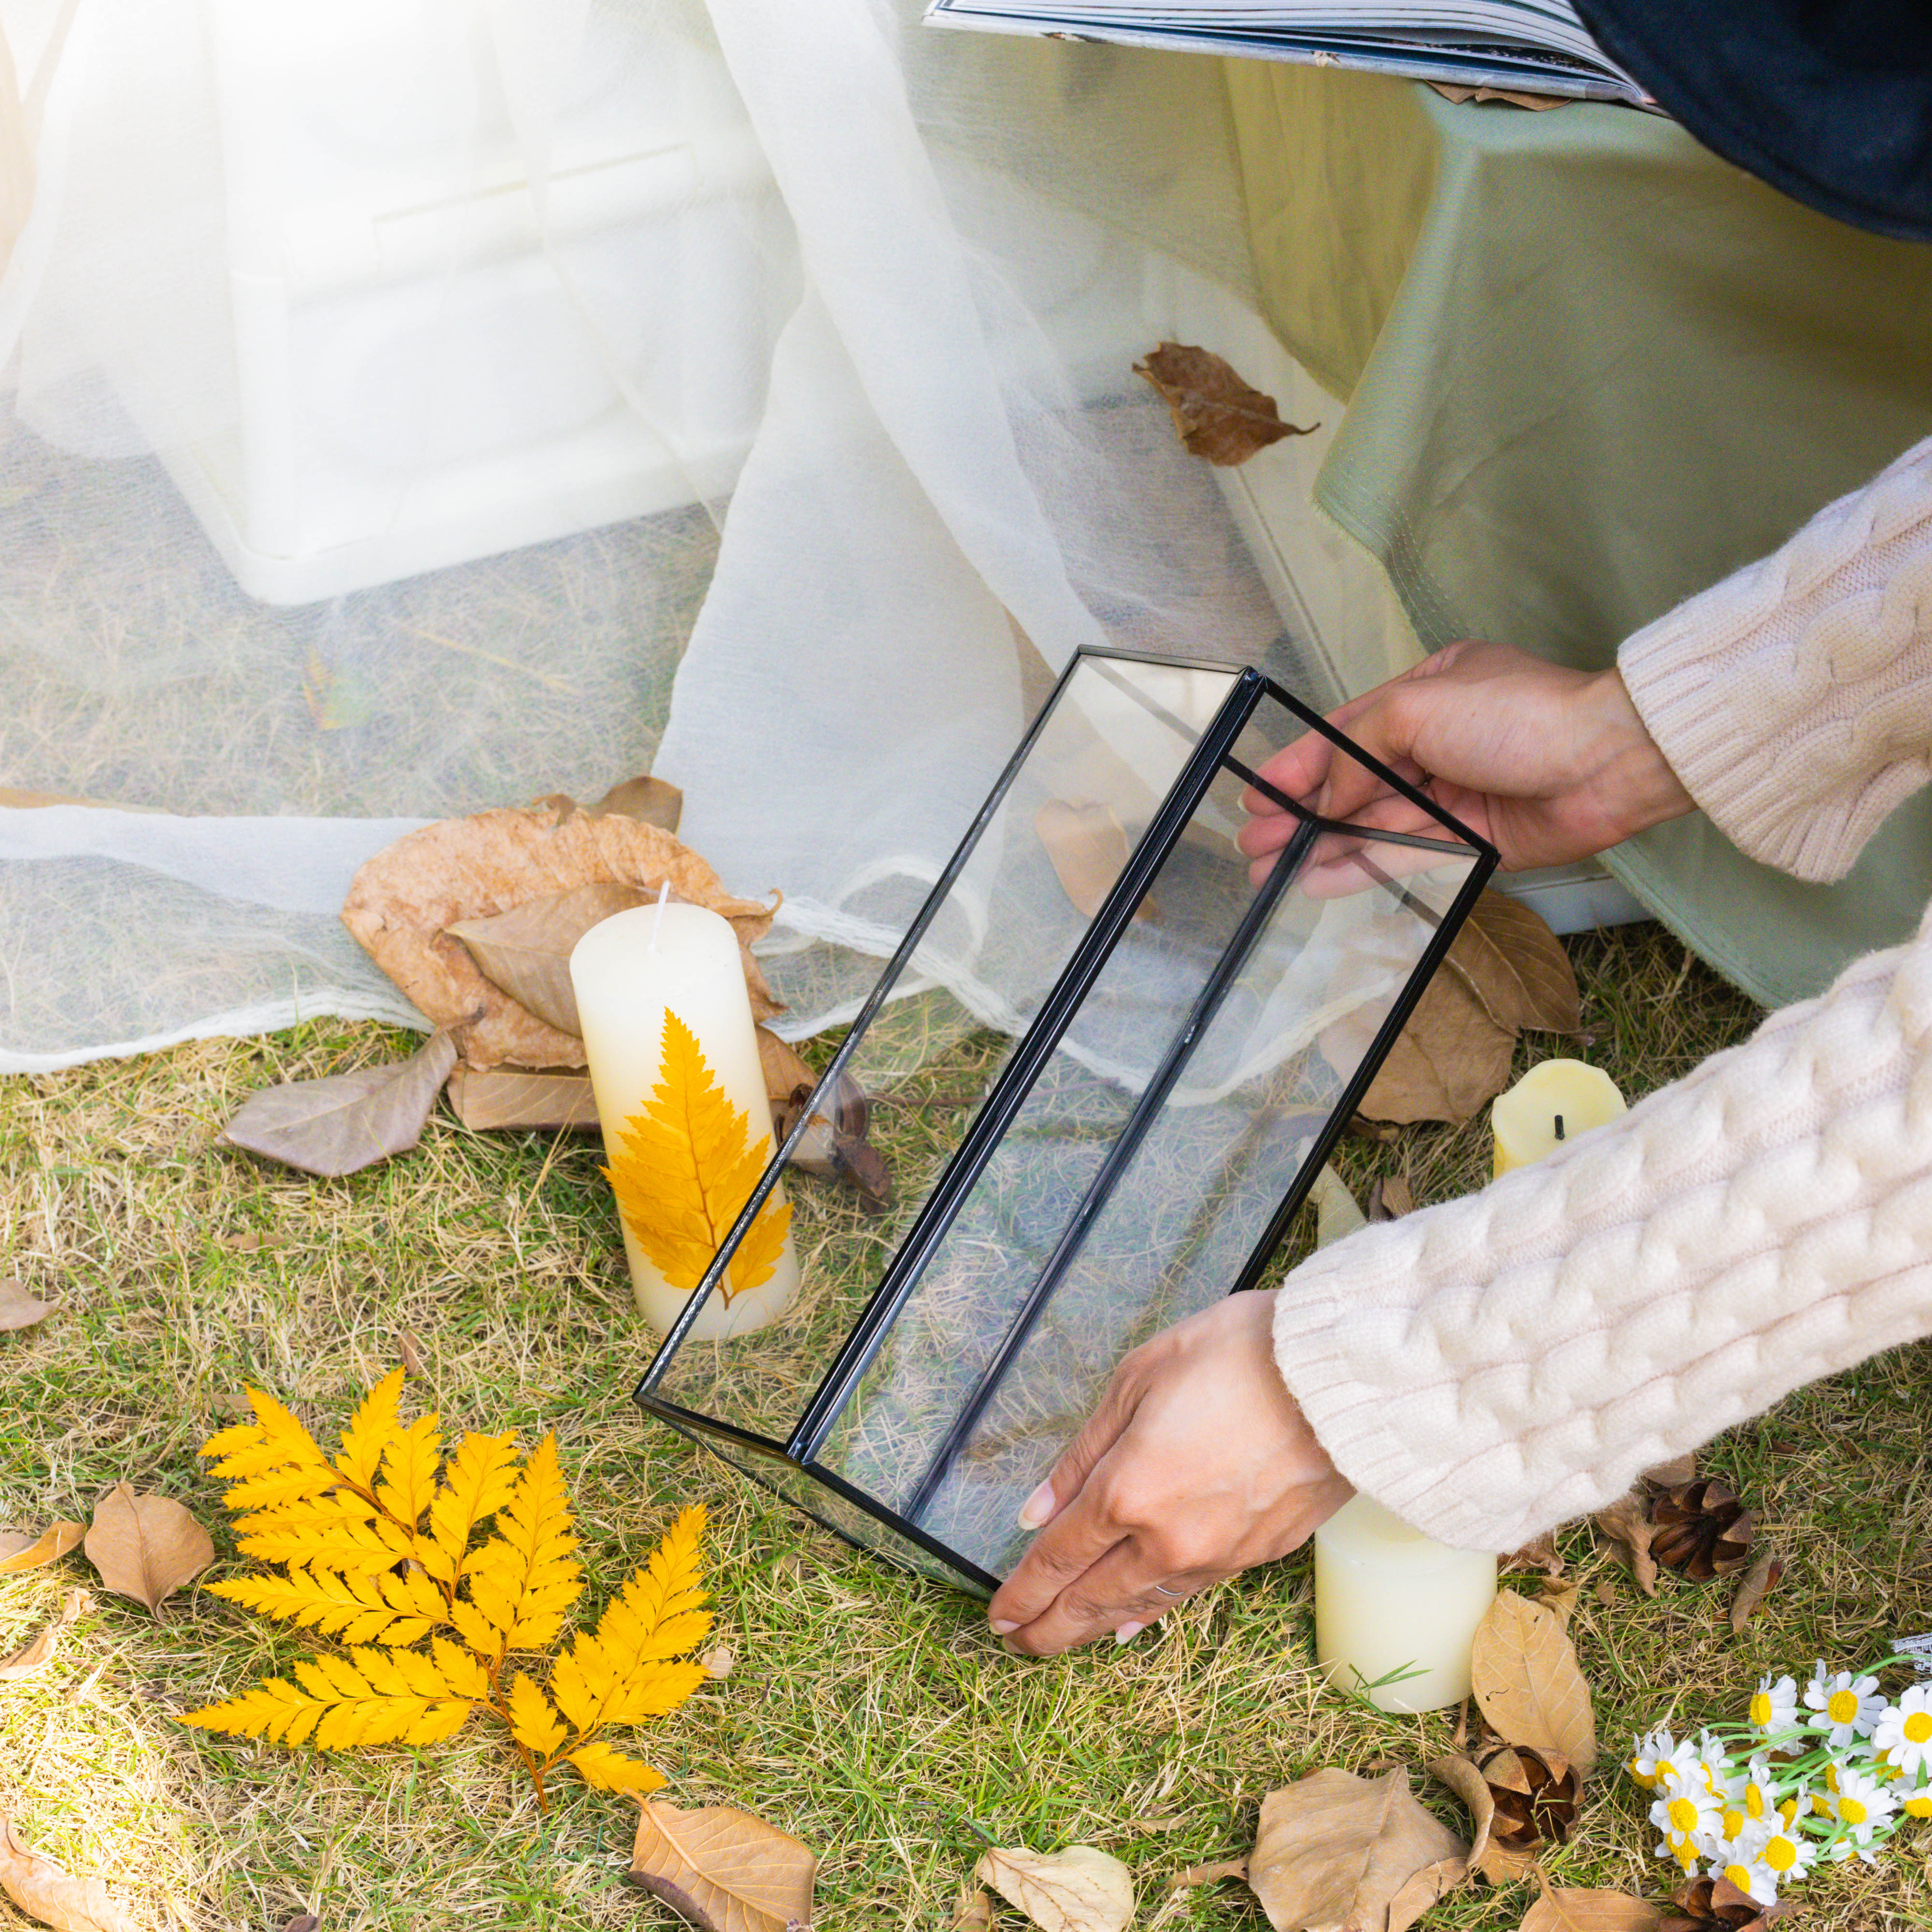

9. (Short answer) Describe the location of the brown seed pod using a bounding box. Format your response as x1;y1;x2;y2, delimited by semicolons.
1658;1872;1791;1930
1650;1477;1755;1579
1479;1744;1578;1852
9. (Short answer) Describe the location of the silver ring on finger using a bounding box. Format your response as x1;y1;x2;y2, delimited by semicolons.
1151;1581;1187;1599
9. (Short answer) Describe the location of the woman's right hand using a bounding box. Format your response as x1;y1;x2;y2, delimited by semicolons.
1236;640;1694;891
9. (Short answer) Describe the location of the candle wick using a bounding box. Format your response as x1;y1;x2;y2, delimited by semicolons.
648;880;670;952
1554;1113;1565;1141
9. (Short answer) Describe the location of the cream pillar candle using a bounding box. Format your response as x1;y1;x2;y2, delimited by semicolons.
1313;1496;1497;1712
1492;1058;1628;1177
570;901;801;1339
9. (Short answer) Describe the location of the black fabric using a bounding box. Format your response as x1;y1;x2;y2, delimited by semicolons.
1572;0;1932;242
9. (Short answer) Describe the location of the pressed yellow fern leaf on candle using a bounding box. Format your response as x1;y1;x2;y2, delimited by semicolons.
605;1009;791;1303
179;1370;714;1810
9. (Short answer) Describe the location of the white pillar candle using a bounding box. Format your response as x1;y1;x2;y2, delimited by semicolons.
570;901;801;1339
1492;1058;1627;1177
1314;1496;1497;1713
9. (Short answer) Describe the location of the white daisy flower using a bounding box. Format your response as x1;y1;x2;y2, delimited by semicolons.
1627;1726;1678;1790
1690;1728;1732;1796
1747;1672;1799;1742
1899;1766;1932;1820
1826;1764;1899;1847
1803;1662;1886;1747
1651;1780;1724;1851
1652;1734;1712;1794
1721;1756;1789;1837
1717;1820;1812;1905
1874;1683;1932;1778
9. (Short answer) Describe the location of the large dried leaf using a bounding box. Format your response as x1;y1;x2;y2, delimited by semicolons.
0;1818;139;1932
1521;1881;1661;1931
1445;891;1580;1035
1429;1753;1530;1884
0;1279;54;1333
1469;1590;1596;1774
1354;969;1517;1124
625;1801;816;1932
219;1028;457;1178
1246;1768;1465;1932
1593;1490;1658;1596
975;1846;1134;1932
444;1064;599;1132
0;1522;84;1576
0;1589;90;1680
342;804;780;1069
83;1484;214;1618
1134;341;1315;466
444;881;648;1035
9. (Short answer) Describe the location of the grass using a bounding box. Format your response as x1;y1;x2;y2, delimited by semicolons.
5;919;1932;1930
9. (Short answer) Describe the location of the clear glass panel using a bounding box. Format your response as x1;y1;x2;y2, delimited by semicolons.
642;654;1241;1443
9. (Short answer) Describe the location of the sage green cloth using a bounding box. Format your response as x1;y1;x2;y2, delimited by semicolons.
1225;63;1932;1008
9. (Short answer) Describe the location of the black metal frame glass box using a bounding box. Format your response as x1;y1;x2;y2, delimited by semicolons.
634;646;1496;1593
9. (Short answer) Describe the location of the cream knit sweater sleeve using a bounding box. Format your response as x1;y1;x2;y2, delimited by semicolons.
1272;434;1932;1554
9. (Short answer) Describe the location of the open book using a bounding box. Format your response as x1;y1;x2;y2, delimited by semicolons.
923;0;1648;105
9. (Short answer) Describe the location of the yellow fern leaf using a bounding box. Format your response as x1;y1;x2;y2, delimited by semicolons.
374;1412;443;1532
547;1630;615;1735
202;1389;340;1504
218;1464;345;1516
506;1671;570;1759
205;1564;443;1647
447;1597;501;1658
422;1430;520;1587
566;1740;666;1794
460;1436;582;1652
593;1506;712;1668
603;1011;792;1301
596;1658;709;1728
334;1366;407;1492
234;1513;411;1575
430;1635;488;1701
178;1647;475;1750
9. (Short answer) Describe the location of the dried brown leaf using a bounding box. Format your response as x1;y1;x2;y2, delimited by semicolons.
1446;891;1580;1036
1469;1589;1596;1774
1521;1880;1661;1931
1429;1753;1528;1884
1246;1768;1465;1932
625;1801;815;1932
0;1522;85;1576
1171;1858;1247;1889
219;1028;457;1178
950;1883;995;1932
1643;1453;1698;1489
586;774;683;830
1354;968;1517;1124
1310;1165;1367;1249
397;1328;426;1377
0;1817;139;1932
444;1064;599;1132
770;1052;891;1214
280;1917;320;1932
0;1279;54;1333
701;1646;734;1680
0;1589;90;1680
1728;1549;1785;1634
343;805;781;1069
756;1028;817;1110
1538;1578;1581;1630
1133;341;1315;466
1034;800;1156;923
1502;1530;1564;1577
82;1484;214;1618
1367;1175;1414;1221
444;881;648;1036
975;1846;1134;1932
1593;1491;1659;1596
215;1230;281;1253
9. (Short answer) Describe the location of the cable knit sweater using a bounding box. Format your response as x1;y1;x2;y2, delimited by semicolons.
1273;434;1932;1554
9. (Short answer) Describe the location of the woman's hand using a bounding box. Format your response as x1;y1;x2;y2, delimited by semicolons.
1236;640;1694;891
985;1291;1352;1656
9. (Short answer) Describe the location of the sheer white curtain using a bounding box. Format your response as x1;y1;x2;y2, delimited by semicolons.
0;0;1319;1073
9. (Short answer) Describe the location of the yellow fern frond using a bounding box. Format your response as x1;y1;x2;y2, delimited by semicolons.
202;1389;340;1502
547;1630;614;1734
593;1506;712;1668
233;1512;412;1576
566;1740;666;1794
603;1011;792;1301
206;1565;445;1647
597;1659;710;1728
430;1635;488;1701
178;1647;476;1750
334;1366;407;1492
421;1431;520;1587
461;1436;582;1652
374;1412;443;1532
218;1464;346;1516
506;1671;570;1759
447;1597;501;1658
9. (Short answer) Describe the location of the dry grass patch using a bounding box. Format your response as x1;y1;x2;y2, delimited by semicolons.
4;923;1932;1929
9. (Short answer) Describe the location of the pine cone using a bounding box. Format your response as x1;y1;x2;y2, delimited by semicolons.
1480;1745;1577;1852
1650;1477;1754;1579
1658;1874;1790;1929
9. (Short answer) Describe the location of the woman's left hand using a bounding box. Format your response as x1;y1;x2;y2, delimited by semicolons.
986;1291;1353;1655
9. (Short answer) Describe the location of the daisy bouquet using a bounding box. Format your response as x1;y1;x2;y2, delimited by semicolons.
1627;1654;1932;1908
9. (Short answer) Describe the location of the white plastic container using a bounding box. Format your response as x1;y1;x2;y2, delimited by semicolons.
131;0;796;602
